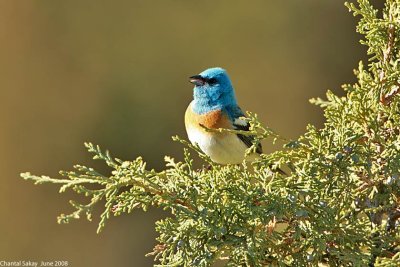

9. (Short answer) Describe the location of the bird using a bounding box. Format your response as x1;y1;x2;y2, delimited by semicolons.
185;67;262;165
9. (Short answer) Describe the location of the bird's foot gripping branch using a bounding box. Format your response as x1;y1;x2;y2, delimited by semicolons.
21;0;400;266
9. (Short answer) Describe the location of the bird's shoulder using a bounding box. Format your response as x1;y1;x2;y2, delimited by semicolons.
224;105;247;127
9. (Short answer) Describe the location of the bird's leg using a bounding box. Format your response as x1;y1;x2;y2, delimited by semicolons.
204;164;213;171
196;164;213;172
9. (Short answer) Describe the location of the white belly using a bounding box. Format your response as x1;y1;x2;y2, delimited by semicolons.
186;126;251;164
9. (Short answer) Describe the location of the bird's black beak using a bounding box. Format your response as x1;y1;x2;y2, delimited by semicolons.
189;75;206;86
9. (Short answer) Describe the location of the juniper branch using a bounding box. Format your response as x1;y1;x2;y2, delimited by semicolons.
20;0;400;266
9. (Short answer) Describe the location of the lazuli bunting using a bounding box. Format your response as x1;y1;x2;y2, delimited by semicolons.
185;67;261;164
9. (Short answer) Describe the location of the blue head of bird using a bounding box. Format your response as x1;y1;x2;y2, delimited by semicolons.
189;67;237;114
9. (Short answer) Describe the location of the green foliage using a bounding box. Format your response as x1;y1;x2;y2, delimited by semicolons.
21;0;400;266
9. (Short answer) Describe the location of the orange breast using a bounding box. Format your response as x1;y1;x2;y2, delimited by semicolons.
185;104;232;130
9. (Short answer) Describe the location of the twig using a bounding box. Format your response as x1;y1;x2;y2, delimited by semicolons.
380;82;400;106
380;22;397;105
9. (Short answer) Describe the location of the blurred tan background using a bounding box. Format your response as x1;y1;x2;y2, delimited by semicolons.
1;1;369;266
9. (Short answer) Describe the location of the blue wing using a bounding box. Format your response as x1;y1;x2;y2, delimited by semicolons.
225;106;263;154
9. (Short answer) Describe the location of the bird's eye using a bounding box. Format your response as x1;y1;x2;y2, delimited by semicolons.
208;78;218;85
